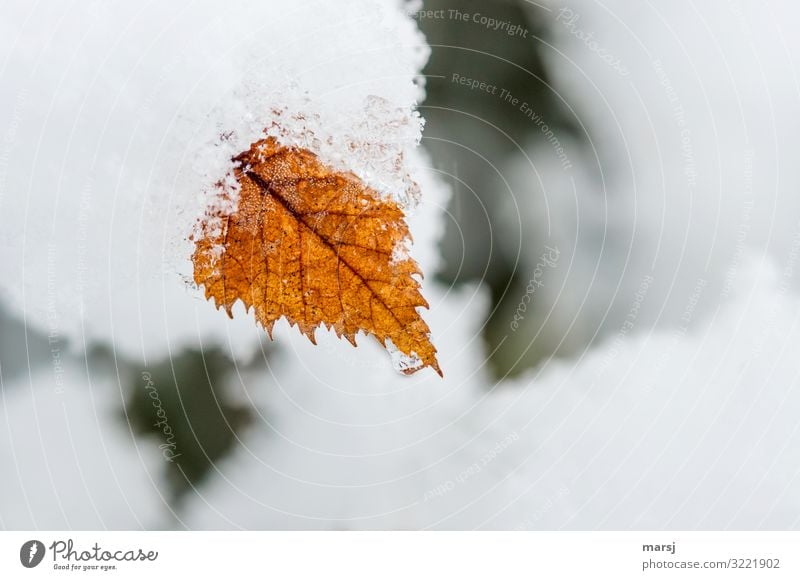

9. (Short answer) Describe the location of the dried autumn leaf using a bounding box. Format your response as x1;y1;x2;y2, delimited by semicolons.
192;136;441;376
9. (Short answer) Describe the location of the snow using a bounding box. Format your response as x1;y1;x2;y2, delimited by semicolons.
0;0;427;362
385;338;425;375
500;0;800;359
0;360;164;529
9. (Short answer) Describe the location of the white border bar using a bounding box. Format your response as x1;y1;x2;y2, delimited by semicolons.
1;532;799;578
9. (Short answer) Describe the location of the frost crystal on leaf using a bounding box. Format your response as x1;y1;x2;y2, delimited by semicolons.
385;338;424;374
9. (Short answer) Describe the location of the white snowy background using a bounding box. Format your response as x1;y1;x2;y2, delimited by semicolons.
1;0;800;529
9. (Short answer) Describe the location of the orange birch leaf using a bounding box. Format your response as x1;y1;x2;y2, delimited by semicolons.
192;136;441;376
